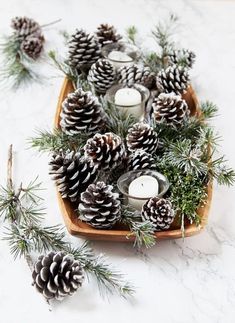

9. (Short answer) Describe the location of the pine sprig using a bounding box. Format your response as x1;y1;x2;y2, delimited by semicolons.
126;26;138;45
28;128;89;153
121;204;156;249
68;242;135;298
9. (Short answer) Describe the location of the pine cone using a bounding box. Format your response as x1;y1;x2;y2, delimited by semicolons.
142;197;175;231
60;88;106;135
11;16;43;40
49;150;98;202
84;132;126;170
79;181;121;229
126;123;158;154
168;49;196;69
32;251;84;300
21;36;44;59
152;93;190;125
118;65;156;90
88;58;116;93
95;23;122;47
68;29;101;71
128;149;155;171
156;65;190;95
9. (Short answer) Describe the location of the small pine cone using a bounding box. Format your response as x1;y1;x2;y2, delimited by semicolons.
32;251;84;300
95;23;122;47
128;149;155;171
88;58;116;93
84;132;126;170
156;65;190;95
126;123;158;154
168;49;196;69
68;29;101;71
21;36;44;59
11;16;43;40
79;181;121;229
49;150;98;202
118;65;156;90
152;93;190;125
60;88;106;135
142;197;175;231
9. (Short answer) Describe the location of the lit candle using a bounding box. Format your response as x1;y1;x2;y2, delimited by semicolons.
128;175;159;210
108;50;133;68
114;88;142;119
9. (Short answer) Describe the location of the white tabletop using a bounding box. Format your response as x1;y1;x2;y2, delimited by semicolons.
0;1;235;322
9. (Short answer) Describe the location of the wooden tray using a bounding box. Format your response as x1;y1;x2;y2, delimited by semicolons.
54;78;213;241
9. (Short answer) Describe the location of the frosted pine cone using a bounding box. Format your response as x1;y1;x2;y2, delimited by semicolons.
126;123;158;154
84;132;126;170
142;197;175;231
60;88;106;135
128;149;155;171
11;16;42;39
88;58;116;93
49;150;98;202
79;181;121;229
168;49;196;69
68;29;101;71
118;65;156;90
21;36;44;59
32;251;84;300
95;23;122;47
156;65;190;95
152;93;190;125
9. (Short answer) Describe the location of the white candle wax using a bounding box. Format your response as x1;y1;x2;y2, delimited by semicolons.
114;88;142;119
108;50;133;68
128;175;159;210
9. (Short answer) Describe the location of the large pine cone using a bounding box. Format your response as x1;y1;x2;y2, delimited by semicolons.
21;36;44;59
142;197;175;231
32;251;84;300
95;23;122;47
152;93;190;125
11;16;43;39
128;149;155;171
156;65;190;95
118;65;156;90
126;123;158;154
168;49;196;69
60;88;106;135
88;58;116;93
79;181;121;229
68;29;101;71
49;150;98;202
84;132;126;170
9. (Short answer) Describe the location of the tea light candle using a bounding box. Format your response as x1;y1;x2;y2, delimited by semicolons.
114;88;142;118
108;50;133;68
128;175;159;210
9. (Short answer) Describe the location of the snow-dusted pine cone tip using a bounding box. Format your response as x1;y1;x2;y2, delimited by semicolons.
152;92;190;125
142;197;175;231
21;36;44;59
156;65;190;95
128;149;156;171
95;23;122;47
32;251;84;300
84;132;126;170
168;49;196;69
68;29;101;71
60;88;106;135
88;58;116;93
11;16;42;39
126;123;159;154
49;149;98;203
79;181;121;229
118;65;156;90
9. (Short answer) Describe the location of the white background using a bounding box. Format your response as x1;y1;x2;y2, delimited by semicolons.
0;0;235;322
